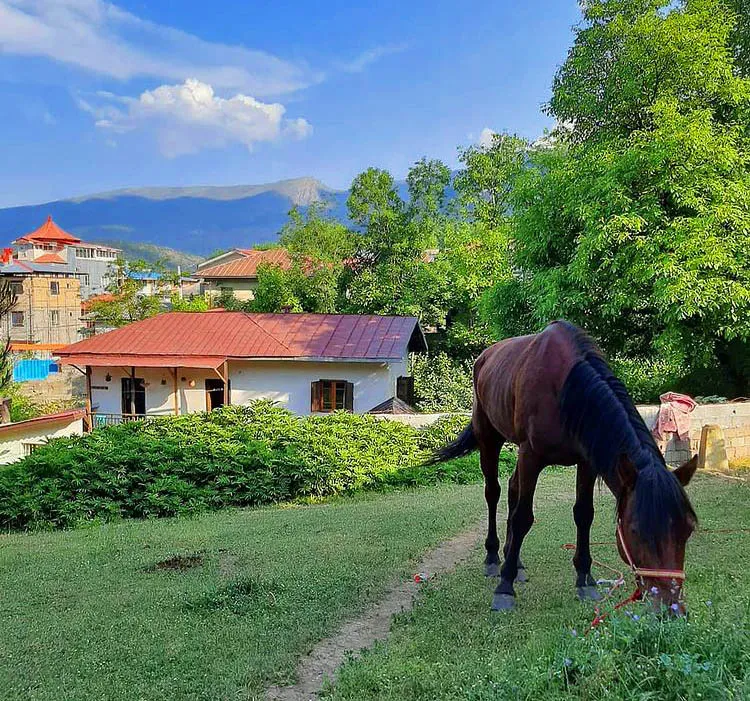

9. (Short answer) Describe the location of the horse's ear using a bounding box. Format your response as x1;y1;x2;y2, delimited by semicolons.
673;455;698;486
616;454;637;490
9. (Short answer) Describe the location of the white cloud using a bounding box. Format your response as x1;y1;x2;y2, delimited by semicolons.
478;127;497;149
86;79;312;157
0;0;319;96
340;44;407;73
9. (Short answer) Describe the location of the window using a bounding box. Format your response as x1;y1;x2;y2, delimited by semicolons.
11;311;24;327
311;380;353;413
79;273;90;287
75;247;93;259
50;281;60;295
50;310;60;326
9;281;23;296
396;376;415;405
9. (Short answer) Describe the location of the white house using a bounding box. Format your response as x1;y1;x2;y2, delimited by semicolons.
57;311;426;421
0;409;86;464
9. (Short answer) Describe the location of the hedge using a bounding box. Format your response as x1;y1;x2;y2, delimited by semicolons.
0;403;515;532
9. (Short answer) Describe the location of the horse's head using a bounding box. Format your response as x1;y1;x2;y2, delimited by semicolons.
616;455;698;614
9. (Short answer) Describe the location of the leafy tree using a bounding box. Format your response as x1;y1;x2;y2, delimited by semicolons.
485;0;750;397
0;280;17;395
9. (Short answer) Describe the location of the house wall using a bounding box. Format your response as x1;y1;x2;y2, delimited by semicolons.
0;416;85;465
200;278;258;301
2;275;81;345
89;357;409;416
71;254;117;298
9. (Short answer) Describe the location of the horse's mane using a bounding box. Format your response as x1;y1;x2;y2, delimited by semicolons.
557;321;695;543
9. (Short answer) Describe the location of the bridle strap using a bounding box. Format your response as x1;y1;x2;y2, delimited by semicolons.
616;520;686;583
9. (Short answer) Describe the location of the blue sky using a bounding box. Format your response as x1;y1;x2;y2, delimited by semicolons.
0;0;581;207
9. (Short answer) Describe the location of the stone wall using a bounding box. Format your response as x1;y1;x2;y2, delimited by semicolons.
379;403;750;465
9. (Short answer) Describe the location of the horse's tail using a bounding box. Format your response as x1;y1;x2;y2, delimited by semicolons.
427;423;478;464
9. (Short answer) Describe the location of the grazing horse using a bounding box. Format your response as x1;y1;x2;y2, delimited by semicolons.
433;321;698;611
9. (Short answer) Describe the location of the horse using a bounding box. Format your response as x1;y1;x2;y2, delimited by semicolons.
432;320;698;612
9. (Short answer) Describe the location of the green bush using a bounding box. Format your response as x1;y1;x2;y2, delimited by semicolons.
0;402;491;531
412;352;474;412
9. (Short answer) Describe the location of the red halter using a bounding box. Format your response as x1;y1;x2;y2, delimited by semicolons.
616;519;686;585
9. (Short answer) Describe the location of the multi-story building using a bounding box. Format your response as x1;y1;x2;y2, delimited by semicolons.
12;216;120;298
0;260;82;346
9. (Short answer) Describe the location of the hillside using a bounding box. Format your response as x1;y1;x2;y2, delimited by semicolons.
96;240;202;270
0;178;347;256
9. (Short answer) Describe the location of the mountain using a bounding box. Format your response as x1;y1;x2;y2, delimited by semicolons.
96;240;203;270
0;178;348;257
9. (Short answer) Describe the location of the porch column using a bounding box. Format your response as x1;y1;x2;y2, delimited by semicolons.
85;366;93;431
171;368;179;415
222;361;230;406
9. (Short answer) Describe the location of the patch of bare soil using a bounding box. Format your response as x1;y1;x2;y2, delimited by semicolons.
145;552;205;572
265;524;482;701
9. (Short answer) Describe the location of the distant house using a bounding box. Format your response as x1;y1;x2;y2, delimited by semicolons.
195;249;291;301
12;216;120;298
57;311;426;420
0;260;82;346
0;409;86;464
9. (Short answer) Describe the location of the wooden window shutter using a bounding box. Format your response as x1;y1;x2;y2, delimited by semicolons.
311;381;322;412
344;382;354;412
396;376;414;405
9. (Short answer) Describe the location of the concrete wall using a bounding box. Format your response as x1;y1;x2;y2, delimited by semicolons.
0;415;84;465
380;404;750;465
201;278;258;301
89;357;408;416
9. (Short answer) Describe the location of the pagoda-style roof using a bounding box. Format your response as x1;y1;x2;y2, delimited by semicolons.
14;216;81;245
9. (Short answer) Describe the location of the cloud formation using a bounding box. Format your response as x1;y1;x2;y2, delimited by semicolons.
82;79;312;157
0;0;318;96
340;44;408;73
478;127;497;149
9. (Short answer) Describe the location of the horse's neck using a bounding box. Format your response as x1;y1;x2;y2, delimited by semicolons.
602;471;626;502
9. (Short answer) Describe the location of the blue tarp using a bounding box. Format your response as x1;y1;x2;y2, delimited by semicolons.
12;359;59;382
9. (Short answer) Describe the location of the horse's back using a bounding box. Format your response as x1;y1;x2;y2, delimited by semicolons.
473;322;581;460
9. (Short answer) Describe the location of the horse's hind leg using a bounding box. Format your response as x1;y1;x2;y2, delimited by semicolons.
503;468;528;582
493;444;543;610
478;415;504;577
573;463;600;601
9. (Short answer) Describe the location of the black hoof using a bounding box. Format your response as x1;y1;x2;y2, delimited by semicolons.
515;567;528;583
485;562;499;577
492;593;516;611
577;586;601;601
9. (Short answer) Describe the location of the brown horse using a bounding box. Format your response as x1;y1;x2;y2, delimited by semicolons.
433;321;698;611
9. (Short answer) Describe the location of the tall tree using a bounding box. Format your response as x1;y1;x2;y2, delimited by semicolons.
487;0;750;397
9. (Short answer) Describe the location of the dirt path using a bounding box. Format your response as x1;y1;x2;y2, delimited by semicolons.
265;523;483;701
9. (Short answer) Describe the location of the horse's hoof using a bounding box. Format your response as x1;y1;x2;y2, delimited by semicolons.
485;562;499;577
577;586;601;602
491;593;516;611
515;568;528;583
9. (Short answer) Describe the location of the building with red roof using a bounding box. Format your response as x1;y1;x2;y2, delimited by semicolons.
11;216;120;298
58;311;426;419
195;248;292;301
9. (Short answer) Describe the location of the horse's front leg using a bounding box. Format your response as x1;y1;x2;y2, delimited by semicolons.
493;445;543;610
502;468;528;582
573;463;600;601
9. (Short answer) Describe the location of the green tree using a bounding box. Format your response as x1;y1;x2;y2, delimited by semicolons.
487;0;750;397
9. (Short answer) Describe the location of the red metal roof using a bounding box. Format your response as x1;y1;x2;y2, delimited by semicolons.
0;409;86;436
14;216;81;245
34;252;66;264
57;312;425;366
196;249;291;279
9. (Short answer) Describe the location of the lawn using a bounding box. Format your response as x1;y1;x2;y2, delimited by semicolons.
325;473;750;701
0;482;481;701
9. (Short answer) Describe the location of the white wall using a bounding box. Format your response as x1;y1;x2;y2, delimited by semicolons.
89;357;409;416
0;416;84;465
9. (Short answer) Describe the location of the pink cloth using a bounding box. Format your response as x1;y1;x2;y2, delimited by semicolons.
653;392;697;441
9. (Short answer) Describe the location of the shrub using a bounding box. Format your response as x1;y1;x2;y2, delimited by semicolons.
412;352;474;412
0;402;489;531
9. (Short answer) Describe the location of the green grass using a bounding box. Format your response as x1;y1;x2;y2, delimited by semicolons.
325;473;750;701
0;483;481;701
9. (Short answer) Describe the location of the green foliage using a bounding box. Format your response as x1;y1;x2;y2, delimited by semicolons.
170;293;209;312
412;353;474;412
0;402;482;531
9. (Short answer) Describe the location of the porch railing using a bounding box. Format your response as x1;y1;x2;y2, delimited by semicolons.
90;411;175;428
